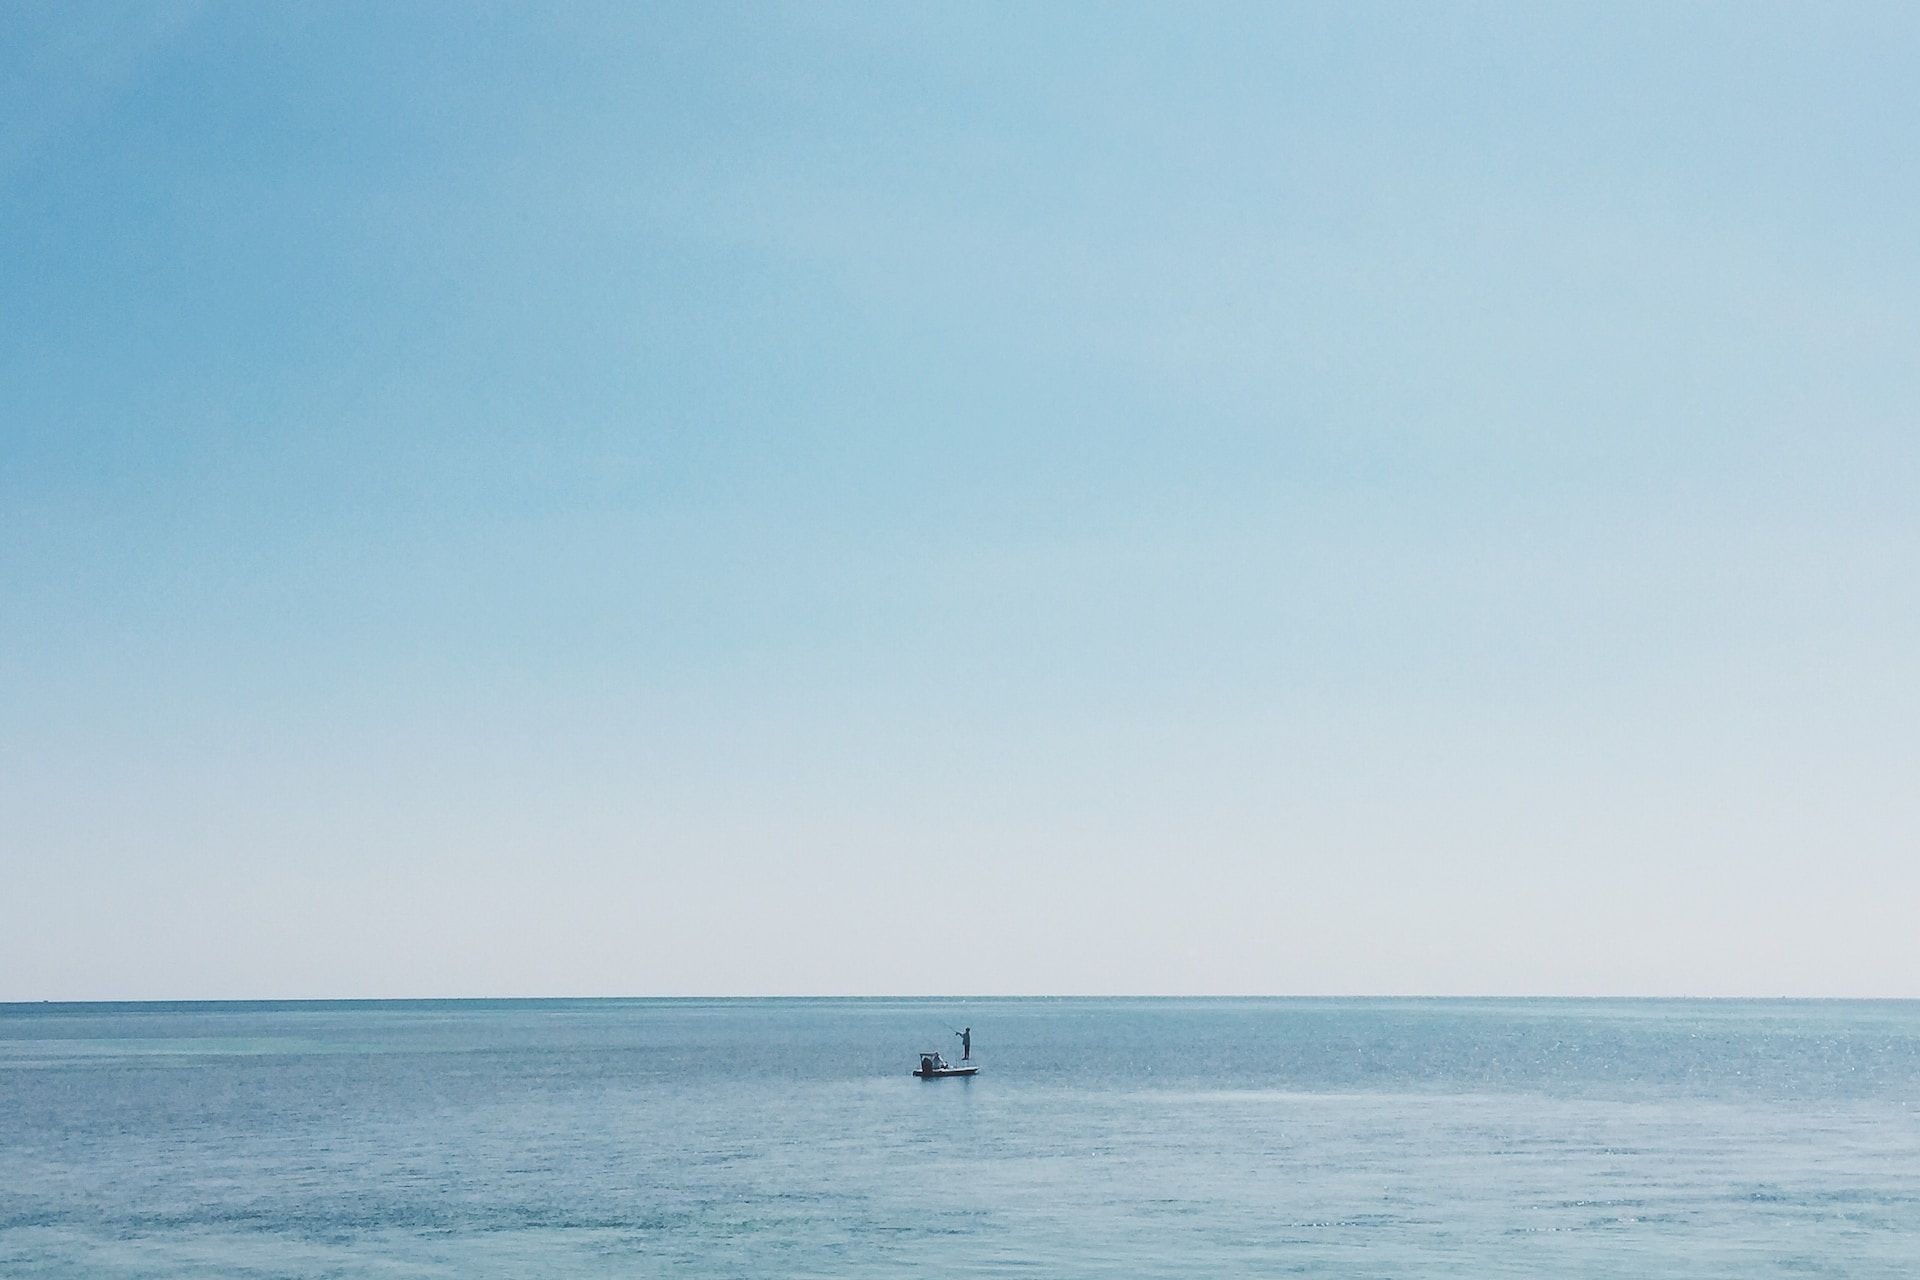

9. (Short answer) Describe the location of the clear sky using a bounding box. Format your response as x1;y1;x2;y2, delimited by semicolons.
3;3;1916;999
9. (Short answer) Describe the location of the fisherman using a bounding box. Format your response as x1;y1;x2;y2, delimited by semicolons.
958;1027;971;1061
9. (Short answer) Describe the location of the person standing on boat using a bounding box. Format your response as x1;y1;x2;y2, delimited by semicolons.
958;1027;971;1061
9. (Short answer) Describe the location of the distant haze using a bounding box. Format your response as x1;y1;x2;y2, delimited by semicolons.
3;4;1916;999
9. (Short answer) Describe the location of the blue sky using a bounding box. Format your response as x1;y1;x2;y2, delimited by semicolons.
4;3;1916;998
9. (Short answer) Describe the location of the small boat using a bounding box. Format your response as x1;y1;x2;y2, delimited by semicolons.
913;1050;978;1079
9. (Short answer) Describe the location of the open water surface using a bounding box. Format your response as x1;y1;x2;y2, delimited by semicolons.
2;998;1917;1277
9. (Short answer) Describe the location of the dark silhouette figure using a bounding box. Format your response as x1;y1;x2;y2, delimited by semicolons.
959;1027;971;1061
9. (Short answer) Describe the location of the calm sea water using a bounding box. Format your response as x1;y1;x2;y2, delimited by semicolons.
2;998;1917;1277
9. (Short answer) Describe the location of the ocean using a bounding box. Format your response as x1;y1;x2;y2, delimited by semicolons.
2;998;1916;1277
